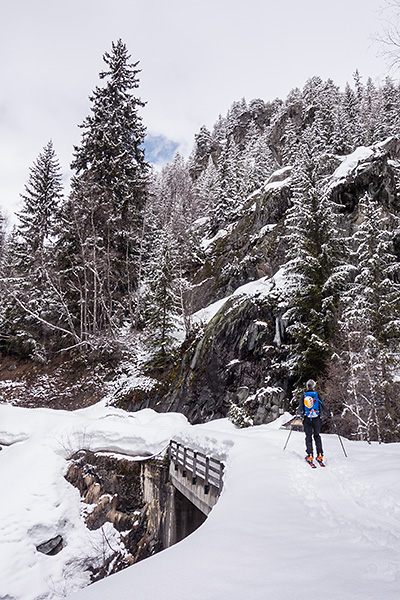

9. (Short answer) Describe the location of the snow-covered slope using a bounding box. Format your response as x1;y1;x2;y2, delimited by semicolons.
1;403;400;600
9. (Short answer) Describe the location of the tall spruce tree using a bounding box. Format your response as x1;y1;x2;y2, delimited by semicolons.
144;224;181;368
339;193;400;441
211;139;248;231
361;77;381;145
246;129;277;191
0;211;6;349
0;211;5;264
17;140;63;264
144;154;204;337
0;144;77;357
189;126;213;180
377;76;400;140
283;125;342;384
193;156;221;218
341;82;364;151
57;40;149;339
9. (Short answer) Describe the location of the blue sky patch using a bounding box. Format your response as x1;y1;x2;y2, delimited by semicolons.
144;134;179;168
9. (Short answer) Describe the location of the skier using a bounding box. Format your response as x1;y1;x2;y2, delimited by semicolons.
297;379;333;467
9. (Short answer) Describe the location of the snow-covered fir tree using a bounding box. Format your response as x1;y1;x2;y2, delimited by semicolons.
16;140;63;265
0;211;5;264
378;76;400;140
339;193;400;442
360;77;381;145
56;39;149;340
211;138;249;231
193;157;221;218
144;224;181;368
0;142;67;358
189;126;213;181
142;154;204;337
282;125;343;385
245;129;277;191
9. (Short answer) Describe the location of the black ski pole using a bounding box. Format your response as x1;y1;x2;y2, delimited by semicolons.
283;417;297;450
331;416;348;458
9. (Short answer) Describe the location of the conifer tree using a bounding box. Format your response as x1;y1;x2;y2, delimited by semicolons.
0;211;5;263
71;40;148;214
212;114;228;144
332;100;350;155
341;82;363;151
279;87;303;165
312;79;341;152
144;154;205;336
226;98;248;143
0;143;70;358
193;157;222;218
0;212;6;348
189;126;213;180
283;125;342;384
339;193;400;441
245;129;276;191
144;224;181;367
211;139;249;230
282;117;301;165
377;76;400;140
361;77;381;145
57;40;149;339
17;140;63;265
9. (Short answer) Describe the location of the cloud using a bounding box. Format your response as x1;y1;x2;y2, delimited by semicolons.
0;0;389;220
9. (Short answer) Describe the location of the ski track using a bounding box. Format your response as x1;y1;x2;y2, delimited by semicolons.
281;432;400;593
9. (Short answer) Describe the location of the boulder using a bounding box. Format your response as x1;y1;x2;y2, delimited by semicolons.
36;535;63;556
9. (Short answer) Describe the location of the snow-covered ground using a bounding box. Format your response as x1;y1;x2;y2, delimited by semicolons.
1;402;400;600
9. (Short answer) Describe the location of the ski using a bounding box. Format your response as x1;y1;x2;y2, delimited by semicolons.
316;458;326;467
305;457;317;469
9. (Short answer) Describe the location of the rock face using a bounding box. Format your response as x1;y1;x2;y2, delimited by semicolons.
330;137;400;215
190;171;290;312
130;137;400;426
65;449;200;581
158;295;289;424
65;450;151;576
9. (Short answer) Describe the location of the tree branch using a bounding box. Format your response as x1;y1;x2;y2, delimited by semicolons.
11;294;81;342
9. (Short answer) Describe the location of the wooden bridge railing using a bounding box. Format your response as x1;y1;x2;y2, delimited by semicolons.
168;440;224;496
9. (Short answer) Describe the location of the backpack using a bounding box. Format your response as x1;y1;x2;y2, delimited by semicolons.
303;391;320;419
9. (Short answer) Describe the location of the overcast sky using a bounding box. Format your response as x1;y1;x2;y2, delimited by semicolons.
0;0;394;223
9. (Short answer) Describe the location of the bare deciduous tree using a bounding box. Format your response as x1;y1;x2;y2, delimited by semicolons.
374;1;400;70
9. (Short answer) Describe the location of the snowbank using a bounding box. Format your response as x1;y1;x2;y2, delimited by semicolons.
0;404;189;600
1;402;400;600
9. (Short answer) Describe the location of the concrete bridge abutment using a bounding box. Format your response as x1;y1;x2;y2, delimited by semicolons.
142;459;207;549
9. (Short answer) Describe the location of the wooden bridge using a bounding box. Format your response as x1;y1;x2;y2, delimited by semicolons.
168;440;225;515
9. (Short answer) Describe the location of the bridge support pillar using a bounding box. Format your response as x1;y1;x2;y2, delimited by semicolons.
142;461;206;550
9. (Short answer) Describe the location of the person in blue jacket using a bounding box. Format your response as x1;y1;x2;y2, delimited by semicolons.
297;379;332;464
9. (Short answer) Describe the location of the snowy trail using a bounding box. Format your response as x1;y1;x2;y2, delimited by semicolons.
71;421;400;600
0;404;400;600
